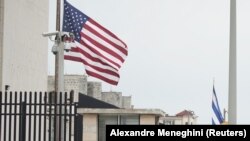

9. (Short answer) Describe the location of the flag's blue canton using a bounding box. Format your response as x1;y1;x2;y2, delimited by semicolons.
63;1;89;42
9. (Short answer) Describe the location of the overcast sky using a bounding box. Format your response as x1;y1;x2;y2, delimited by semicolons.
48;0;250;124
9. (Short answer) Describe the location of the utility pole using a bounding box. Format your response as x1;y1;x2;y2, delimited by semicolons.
228;0;237;124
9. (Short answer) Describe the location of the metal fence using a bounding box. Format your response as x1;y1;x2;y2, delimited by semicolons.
0;91;78;141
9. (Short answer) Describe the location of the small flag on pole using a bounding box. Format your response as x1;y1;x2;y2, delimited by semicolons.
63;0;128;85
212;85;224;125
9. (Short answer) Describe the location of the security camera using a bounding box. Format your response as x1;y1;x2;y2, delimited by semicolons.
69;32;75;40
42;31;59;37
64;42;72;52
52;42;58;54
61;32;75;42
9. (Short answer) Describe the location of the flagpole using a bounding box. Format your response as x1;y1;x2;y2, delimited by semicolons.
55;0;65;140
55;0;64;93
228;0;237;124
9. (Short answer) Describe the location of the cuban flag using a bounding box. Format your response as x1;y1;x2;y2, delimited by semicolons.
212;85;224;125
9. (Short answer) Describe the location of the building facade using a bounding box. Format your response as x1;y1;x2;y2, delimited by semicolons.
0;0;49;91
78;107;165;141
159;110;198;125
77;92;165;141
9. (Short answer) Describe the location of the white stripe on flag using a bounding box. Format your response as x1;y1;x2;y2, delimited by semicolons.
82;28;127;59
81;37;123;67
65;50;119;74
85;21;127;49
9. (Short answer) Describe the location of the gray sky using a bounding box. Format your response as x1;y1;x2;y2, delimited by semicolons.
48;0;250;124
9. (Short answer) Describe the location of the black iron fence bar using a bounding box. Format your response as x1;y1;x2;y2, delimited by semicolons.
28;92;32;141
14;92;17;141
18;92;22;141
24;92;27;141
39;92;42;141
53;92;57;141
34;92;37;141
4;92;7;141
74;102;78;141
49;92;52;141
64;92;67;141
69;92;73;141
59;92;62;141
9;92;13;141
44;92;47;141
20;101;27;141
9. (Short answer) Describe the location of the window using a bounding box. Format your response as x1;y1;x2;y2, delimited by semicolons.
164;120;175;125
98;115;139;141
120;115;139;125
98;115;118;141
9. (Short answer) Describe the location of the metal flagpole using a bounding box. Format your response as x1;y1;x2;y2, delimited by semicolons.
55;0;64;93
55;0;65;140
42;0;73;140
228;0;237;124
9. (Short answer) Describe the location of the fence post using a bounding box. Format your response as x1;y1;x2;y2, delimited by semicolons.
19;101;26;141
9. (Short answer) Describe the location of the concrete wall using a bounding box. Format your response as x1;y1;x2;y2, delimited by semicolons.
140;115;156;125
87;82;102;100
1;0;49;91
102;92;131;108
64;75;87;94
47;75;132;108
122;96;131;109
83;114;98;141
102;92;122;108
48;75;87;101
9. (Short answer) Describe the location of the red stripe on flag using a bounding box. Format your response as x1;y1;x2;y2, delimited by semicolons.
79;37;121;69
64;55;120;77
84;24;128;55
89;18;127;49
70;47;118;71
85;70;118;85
81;32;125;63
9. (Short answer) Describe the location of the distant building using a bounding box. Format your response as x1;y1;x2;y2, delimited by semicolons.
48;75;88;94
0;0;49;91
77;93;165;141
48;75;197;141
48;75;132;108
48;75;165;141
159;110;198;125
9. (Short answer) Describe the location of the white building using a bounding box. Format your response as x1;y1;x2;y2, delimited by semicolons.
0;0;49;91
159;110;198;125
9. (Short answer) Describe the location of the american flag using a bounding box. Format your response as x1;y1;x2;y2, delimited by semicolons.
212;85;224;125
63;0;128;85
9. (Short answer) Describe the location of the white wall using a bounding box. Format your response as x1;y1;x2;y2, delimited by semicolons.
140;115;156;125
1;0;49;91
